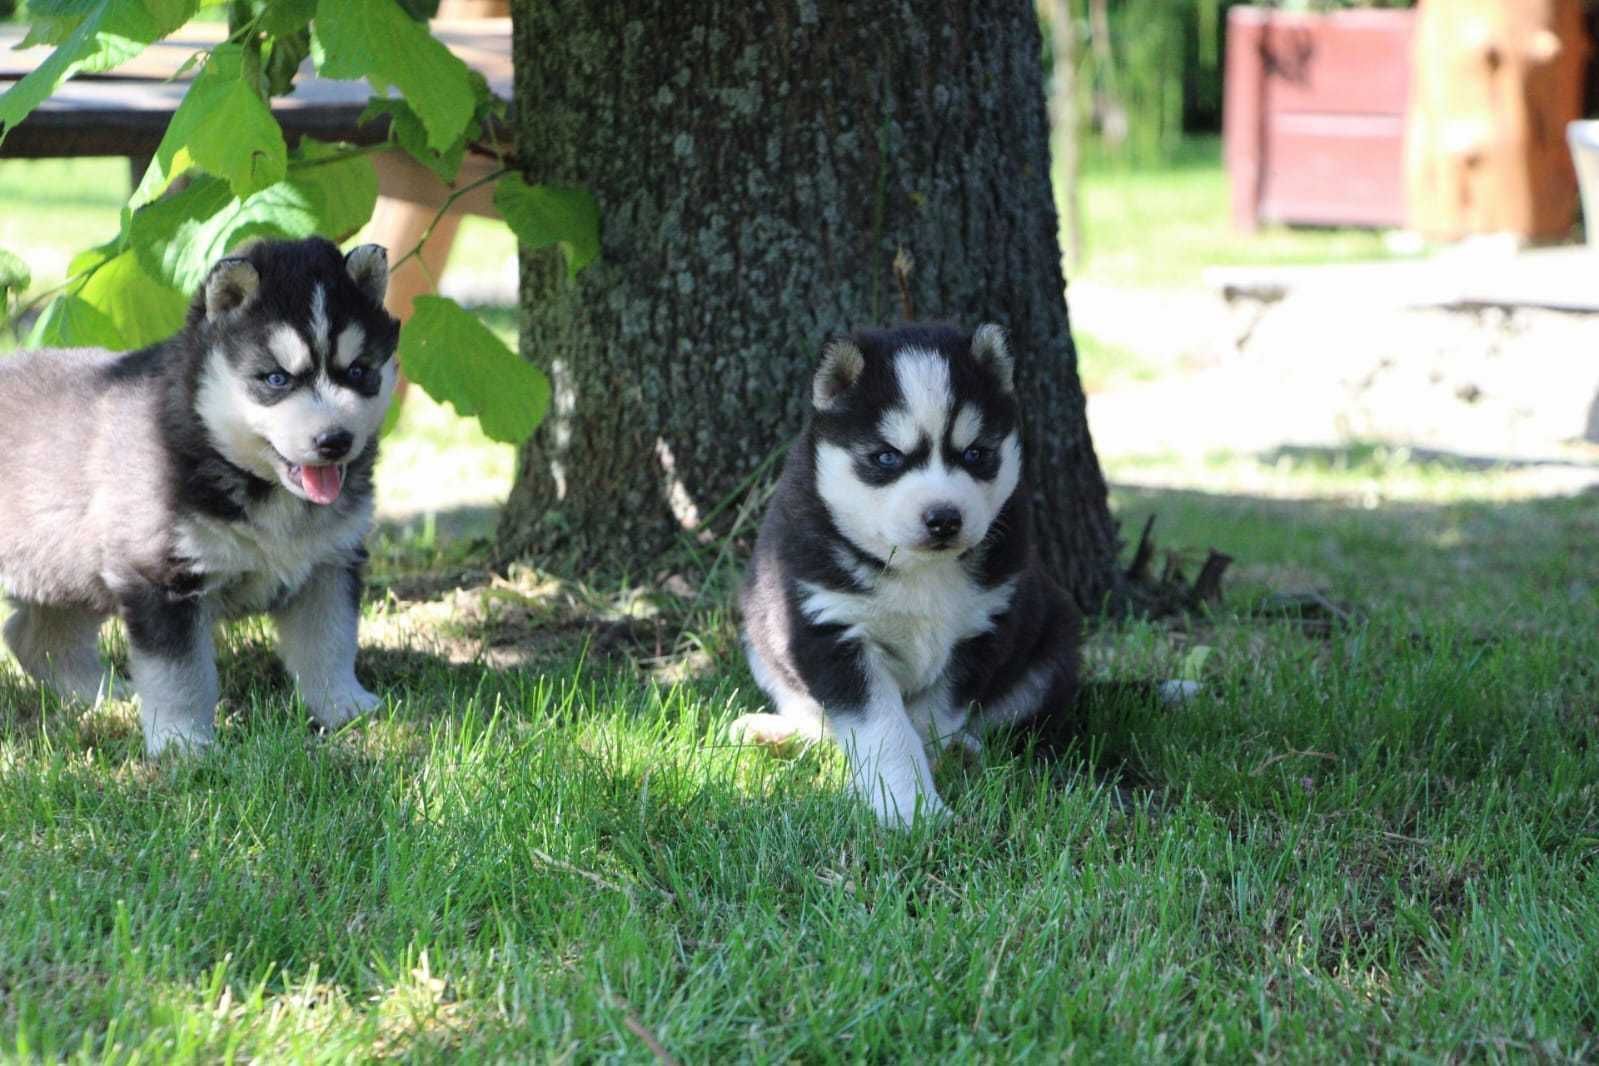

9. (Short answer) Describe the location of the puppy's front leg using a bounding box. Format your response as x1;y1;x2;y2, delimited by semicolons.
273;558;379;730
120;589;219;756
833;655;947;827
906;676;980;756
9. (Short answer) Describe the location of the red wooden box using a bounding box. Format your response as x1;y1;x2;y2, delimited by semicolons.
1224;5;1417;231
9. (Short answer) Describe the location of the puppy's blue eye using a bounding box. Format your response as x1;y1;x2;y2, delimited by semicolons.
347;364;367;382
962;445;990;465
872;449;904;470
263;370;290;389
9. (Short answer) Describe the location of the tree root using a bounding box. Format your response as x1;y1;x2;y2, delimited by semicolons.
1115;514;1233;619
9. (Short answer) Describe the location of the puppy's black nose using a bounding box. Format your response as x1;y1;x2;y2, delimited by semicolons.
923;505;963;542
314;428;354;461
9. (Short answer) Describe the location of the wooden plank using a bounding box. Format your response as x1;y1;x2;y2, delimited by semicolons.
1223;10;1265;231
1224;7;1415;230
1255;10;1415;117
0;24;224;80
1256;116;1408;227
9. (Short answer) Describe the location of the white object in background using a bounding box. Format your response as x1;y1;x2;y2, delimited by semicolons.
1570;120;1599;250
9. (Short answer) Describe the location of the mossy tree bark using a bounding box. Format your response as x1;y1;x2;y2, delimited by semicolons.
502;0;1125;611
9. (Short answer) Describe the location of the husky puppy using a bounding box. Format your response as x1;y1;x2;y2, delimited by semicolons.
0;237;398;755
735;323;1084;825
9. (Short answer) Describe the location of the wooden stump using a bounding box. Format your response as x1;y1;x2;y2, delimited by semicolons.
1405;0;1592;242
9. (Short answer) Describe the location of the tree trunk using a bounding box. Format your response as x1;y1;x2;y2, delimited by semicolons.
1405;0;1591;242
502;0;1124;611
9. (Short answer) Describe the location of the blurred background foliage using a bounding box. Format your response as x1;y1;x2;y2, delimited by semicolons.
1041;0;1593;171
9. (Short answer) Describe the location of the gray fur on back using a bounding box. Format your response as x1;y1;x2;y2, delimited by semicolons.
0;346;174;611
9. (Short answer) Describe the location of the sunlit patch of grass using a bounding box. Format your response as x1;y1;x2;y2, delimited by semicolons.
1105;440;1599;509
0;158;129;305
1074;328;1173;393
1070;137;1406;288
375;385;516;540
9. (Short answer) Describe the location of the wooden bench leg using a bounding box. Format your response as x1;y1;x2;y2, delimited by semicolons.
370;147;504;410
366;179;464;408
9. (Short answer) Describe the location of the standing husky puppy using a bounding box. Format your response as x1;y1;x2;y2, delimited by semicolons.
736;323;1082;825
0;237;398;755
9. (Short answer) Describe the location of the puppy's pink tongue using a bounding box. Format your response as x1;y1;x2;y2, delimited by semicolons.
300;463;343;505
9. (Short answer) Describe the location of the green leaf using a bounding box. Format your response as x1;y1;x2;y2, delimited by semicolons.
27;293;125;350
289;138;380;238
314;0;474;152
129;175;237;292
493;175;601;280
0;3;110;139
362;69;494;184
68;234;124;277
361;96;465;183
262;27;312;97
85;0;197;76
397;296;550;445
19;1;113;43
24;1;107;11
0;0;199;140
130;139;377;294
131;43;289;207
253;0;317;36
1179;645;1214;683
0;248;31;294
75;250;188;348
17;15;89;50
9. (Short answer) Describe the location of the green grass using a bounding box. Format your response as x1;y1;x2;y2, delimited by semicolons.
1071;137;1403;288
1074;330;1173;393
3;438;1597;1060
2;151;1597;1062
0;158;129;314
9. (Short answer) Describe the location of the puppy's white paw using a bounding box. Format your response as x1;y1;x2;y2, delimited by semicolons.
728;712;821;753
142;716;216;758
307;680;381;730
1157;679;1202;705
867;786;951;829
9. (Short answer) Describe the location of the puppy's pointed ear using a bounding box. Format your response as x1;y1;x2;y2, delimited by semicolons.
971;323;1014;393
345;243;389;306
203;257;260;320
813;337;865;411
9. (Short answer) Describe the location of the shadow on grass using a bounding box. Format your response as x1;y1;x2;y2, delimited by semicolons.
7;468;1593;821
1259;442;1599;476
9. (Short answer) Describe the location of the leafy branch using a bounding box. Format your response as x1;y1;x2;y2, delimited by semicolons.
390;165;511;274
0;0;601;447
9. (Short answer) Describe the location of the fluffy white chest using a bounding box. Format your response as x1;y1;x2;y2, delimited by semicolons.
176;493;367;611
800;561;1014;695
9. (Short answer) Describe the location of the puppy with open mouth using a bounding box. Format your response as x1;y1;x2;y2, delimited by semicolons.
0;237;398;755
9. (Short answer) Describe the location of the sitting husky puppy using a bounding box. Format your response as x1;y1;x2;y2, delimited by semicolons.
735;323;1083;825
0;237;398;755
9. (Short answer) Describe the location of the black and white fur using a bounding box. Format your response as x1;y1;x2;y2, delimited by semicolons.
736;323;1084;826
0;237;399;755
